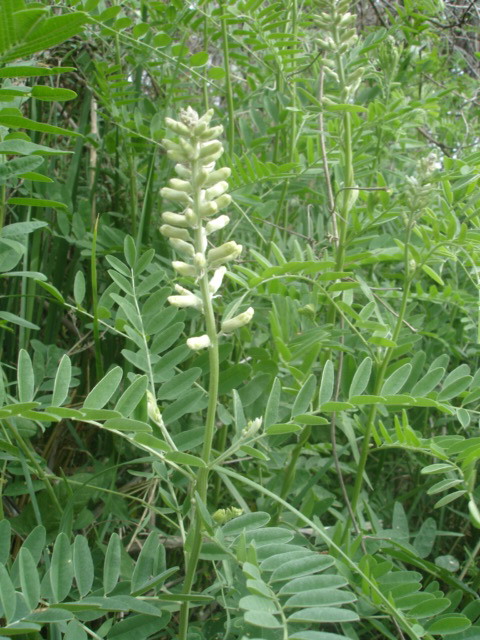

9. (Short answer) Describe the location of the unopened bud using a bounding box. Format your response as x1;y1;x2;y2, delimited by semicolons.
185;207;199;227
169;238;195;258
186;334;211;350
172;261;197;277
165;117;191;136
204;167;231;187
179;106;199;127
221;306;254;333
209;266;226;294
169;178;191;193
168;294;203;310
199;125;224;141
160;187;191;206
199;200;218;217
206;215;230;235
147;390;163;424
179;138;196;159
200;141;223;158
213;194;232;211
160;224;192;241
162;211;189;227
208;241;242;267
174;163;191;179
206;181;229;201
193;168;209;188
194;252;206;270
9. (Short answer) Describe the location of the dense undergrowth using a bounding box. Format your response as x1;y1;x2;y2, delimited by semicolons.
0;0;480;639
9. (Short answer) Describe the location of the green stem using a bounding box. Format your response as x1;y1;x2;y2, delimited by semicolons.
349;219;414;517
219;0;234;155
178;157;220;640
91;217;103;380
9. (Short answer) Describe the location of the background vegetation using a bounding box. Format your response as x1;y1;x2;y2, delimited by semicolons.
0;0;479;639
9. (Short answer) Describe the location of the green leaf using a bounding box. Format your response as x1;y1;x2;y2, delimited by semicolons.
0;520;11;564
324;104;368;112
164;451;206;467
131;532;161;594
239;594;277;612
288;607;359;622
349;356;372;397
107;613;169;640
50;533;73;602
412;368;445;396
434;490;466;508
0;114;79;137
0;66;75;78
271;555;334;582
83;367;123;409
0;563;16;623
266;423;302;435
157;369;201;401
409;597;451;618
285;589;356;607
73;270;86;306
222;512;271;536
7;197;67;209
17;349;34;402
73;535;94;597
115;375;148;416
438;376;472;401
244;610;281;628
189;51;209;66
19;547;40;611
413;518;436;559
292;374;316;417
31;86;77;101
381;363;412;395
426;615;471;635
0;155;44;184
52;355;72;407
124;235;136;267
319;360;334;405
264;378;281;428
103;533;121;595
0;139;72;156
422;264;445;286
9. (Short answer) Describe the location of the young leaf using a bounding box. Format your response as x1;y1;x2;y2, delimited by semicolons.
73;270;86;306
83;366;123;409
348;356;372;398
0;563;16;623
17;349;34;402
51;354;72;407
264;378;281;429
19;547;40;611
319;360;334;406
73;535;94;597
50;533;73;602
103;532;121;595
381;363;412;396
292;374;316;417
114;375;148;416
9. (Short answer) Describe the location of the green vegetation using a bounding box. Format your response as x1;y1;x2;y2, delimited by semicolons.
0;0;480;638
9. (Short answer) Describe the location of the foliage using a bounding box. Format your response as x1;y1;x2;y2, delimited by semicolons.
0;0;480;639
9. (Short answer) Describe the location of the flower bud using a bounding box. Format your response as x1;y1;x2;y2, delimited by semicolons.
199;149;224;166
169;238;195;258
172;261;197;277
169;178;192;193
206;181;229;201
174;163;191;179
185;207;199;227
160;187;191;206
165;117;191;137
206;215;230;235
194;252;206;270
213;194;232;211
147;390;163;425
175;284;194;296
179;138;196;159
200;141;223;158
221;306;254;333
162;211;189;227
179;106;199;127
160;224;192;241
199;200;218;217
167;149;188;163
168;294;203;310
207;241;243;267
193;167;209;188
199;125;224;141
209;266;226;294
186;334;211;350
162;138;182;152
204;167;231;187
196;108;214;126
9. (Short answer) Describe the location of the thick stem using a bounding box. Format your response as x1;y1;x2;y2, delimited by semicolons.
178;156;220;640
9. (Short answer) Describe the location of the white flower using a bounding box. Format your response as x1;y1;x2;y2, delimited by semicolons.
187;334;211;350
209;266;227;294
221;307;254;333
